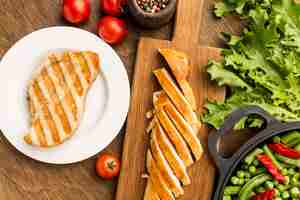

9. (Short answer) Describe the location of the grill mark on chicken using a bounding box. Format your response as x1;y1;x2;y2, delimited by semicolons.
62;52;84;96
40;67;72;136
32;119;48;147
31;81;61;144
28;89;54;146
49;54;78;124
69;52;89;91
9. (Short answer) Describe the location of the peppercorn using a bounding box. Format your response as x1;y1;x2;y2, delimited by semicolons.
137;0;169;13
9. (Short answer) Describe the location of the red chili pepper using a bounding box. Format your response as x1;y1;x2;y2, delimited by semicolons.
268;143;300;158
251;189;275;200
257;154;285;183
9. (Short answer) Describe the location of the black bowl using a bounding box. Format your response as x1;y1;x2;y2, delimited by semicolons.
208;105;300;200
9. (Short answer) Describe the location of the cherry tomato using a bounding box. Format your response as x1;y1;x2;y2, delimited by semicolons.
96;154;121;179
100;0;123;16
63;0;91;24
97;16;128;45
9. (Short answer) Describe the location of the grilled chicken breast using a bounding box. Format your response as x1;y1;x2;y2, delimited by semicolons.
24;51;100;147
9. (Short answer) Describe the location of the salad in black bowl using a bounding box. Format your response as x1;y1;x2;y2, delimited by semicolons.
223;133;300;200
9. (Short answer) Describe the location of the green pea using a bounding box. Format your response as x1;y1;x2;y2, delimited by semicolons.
290;187;300;197
253;160;260;166
231;176;240;185
249;166;256;174
265;181;274;189
288;168;296;175
277;184;286;192
281;191;290;199
237;170;245;178
282;168;288;176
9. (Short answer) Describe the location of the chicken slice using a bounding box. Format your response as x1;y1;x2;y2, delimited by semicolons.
150;127;184;197
158;48;197;110
144;179;161;200
146;150;175;200
158;92;203;160
153;68;201;132
154;121;191;185
153;92;194;167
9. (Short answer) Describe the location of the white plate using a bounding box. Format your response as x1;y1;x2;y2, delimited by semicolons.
0;26;130;164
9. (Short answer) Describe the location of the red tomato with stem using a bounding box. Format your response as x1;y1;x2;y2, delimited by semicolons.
96;154;121;179
63;0;91;24
97;16;128;45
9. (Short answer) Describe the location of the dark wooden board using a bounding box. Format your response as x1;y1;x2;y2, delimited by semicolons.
116;0;225;199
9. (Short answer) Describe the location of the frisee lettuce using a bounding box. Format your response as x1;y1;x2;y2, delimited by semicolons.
203;0;300;129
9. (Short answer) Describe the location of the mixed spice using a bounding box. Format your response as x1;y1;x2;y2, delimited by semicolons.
224;132;300;200
137;0;169;13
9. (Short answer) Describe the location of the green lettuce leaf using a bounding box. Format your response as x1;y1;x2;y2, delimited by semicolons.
204;0;300;129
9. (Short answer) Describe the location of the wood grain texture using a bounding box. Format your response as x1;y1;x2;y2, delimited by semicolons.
0;0;240;199
116;0;226;199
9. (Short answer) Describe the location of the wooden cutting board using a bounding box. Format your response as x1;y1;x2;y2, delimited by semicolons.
115;0;225;199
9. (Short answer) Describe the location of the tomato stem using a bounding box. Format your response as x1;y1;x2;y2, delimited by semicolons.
107;160;116;170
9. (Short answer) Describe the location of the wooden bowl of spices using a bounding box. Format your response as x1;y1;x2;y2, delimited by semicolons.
128;0;177;29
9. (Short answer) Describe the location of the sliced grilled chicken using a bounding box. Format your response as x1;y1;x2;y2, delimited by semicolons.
158;48;197;110
146;150;175;200
158;92;203;160
144;179;161;200
24;51;100;147
154;121;191;185
153;68;201;132
144;49;204;200
150;126;184;197
153;92;194;167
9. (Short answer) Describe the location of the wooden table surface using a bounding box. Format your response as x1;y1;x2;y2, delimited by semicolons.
0;0;241;199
